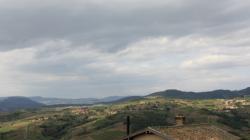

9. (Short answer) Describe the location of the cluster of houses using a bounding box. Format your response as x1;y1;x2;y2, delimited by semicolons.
223;99;250;110
71;107;89;115
30;116;49;122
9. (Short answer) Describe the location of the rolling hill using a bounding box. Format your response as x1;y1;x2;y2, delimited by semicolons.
0;87;250;112
105;96;143;104
0;97;44;112
148;87;250;99
0;97;249;140
30;96;125;105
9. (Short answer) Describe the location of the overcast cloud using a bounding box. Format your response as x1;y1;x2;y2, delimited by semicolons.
0;0;250;98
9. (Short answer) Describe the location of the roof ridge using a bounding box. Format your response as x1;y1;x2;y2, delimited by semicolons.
151;123;211;129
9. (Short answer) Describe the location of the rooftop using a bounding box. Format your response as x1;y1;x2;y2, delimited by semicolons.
123;124;241;140
152;124;240;140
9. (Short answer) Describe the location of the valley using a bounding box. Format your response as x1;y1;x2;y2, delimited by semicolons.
0;96;250;140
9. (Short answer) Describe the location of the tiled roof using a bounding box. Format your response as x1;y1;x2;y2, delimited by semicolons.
152;124;241;140
122;127;174;140
122;124;240;140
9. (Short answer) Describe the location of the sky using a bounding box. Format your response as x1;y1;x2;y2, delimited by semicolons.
0;0;250;98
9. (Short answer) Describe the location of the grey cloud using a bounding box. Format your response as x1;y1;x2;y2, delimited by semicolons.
1;0;250;51
1;0;250;97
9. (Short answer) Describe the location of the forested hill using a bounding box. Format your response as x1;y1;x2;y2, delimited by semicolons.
147;87;250;99
0;97;44;112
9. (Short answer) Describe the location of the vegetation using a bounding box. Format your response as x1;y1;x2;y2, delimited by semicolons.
0;97;250;140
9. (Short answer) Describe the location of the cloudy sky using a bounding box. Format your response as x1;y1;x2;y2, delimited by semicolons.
0;0;250;98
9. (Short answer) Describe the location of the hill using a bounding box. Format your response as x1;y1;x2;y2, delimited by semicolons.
148;87;250;99
0;97;250;140
1;97;250;140
0;97;44;112
105;96;143;104
30;96;125;105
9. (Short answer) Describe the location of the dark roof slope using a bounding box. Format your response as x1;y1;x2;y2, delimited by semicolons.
122;124;240;140
122;127;174;140
152;124;240;140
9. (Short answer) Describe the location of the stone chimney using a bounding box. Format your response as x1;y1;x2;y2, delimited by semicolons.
175;115;185;126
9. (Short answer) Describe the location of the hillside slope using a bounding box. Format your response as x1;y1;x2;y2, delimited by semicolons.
148;87;250;99
0;97;44;112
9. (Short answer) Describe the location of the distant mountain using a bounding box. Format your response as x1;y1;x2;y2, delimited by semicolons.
100;96;126;102
0;97;6;101
238;87;250;95
148;87;250;99
106;96;143;104
1;87;250;109
30;96;126;105
0;97;44;112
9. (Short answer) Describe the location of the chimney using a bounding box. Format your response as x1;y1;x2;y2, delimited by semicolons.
126;116;130;136
175;115;185;126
